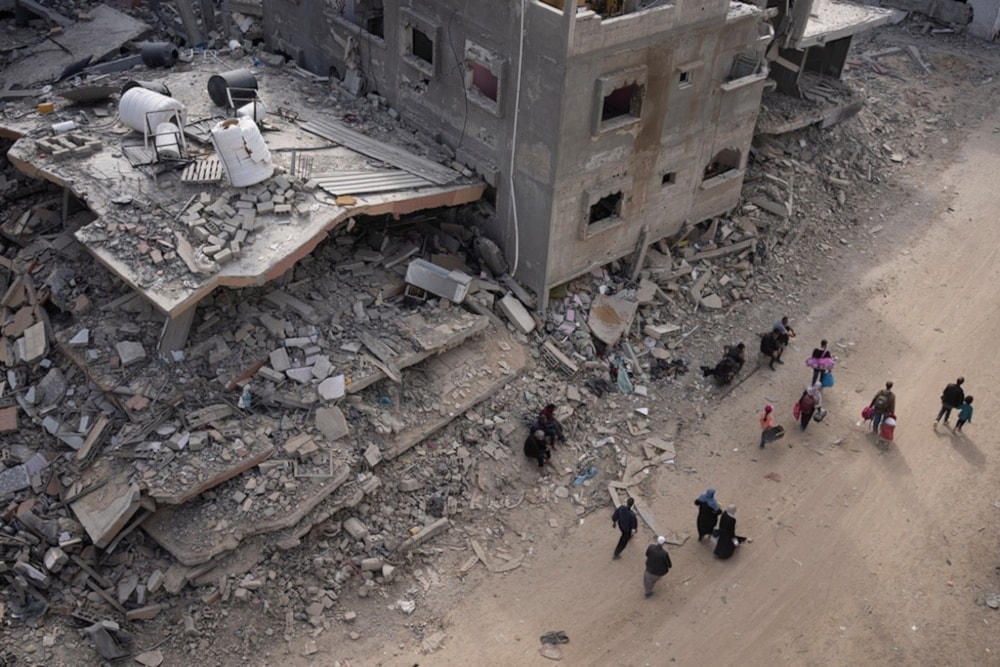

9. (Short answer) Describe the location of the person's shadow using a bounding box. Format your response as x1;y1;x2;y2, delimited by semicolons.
934;427;987;465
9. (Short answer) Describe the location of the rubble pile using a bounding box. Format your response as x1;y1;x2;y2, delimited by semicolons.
1;4;995;663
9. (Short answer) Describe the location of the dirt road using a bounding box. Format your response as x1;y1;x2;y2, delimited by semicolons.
365;89;1000;667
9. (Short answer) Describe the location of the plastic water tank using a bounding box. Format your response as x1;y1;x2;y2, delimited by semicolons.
119;87;186;135
210;117;274;187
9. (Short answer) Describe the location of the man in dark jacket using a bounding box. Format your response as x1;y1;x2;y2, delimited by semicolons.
760;329;783;370
643;536;672;597
611;498;638;559
523;430;551;468
935;377;965;426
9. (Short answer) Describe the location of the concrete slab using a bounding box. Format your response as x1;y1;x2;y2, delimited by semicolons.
71;472;141;548
142;464;350;566
144;429;274;505
383;326;528;459
1;5;151;87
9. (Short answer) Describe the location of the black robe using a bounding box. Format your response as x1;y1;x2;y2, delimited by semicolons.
713;511;746;559
695;500;721;541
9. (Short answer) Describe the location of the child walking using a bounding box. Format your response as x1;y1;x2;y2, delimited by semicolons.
759;404;775;448
956;396;974;432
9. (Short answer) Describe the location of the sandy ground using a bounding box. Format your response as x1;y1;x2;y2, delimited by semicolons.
352;88;1000;666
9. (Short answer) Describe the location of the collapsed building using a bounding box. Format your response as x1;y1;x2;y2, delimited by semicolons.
0;0;962;660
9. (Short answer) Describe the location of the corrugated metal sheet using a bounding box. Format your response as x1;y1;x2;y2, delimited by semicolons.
311;170;433;196
300;117;460;185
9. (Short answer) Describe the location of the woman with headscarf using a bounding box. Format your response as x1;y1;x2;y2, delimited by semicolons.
694;488;722;542
796;382;823;431
714;505;750;560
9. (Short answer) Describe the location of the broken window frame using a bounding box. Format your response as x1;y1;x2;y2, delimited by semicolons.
593;66;647;135
580;176;633;239
464;41;505;116
401;10;441;79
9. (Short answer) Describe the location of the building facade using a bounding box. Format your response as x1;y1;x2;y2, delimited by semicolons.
263;0;772;306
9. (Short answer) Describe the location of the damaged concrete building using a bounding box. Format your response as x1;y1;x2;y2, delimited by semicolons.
264;0;774;306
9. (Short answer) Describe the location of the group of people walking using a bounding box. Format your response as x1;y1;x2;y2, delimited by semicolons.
609;487;750;598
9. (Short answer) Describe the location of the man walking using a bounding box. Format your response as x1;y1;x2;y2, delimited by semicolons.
611;498;638;559
643;536;672;598
934;377;965;427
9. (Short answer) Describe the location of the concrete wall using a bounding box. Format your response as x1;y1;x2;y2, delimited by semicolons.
261;0;767;306
969;0;1000;41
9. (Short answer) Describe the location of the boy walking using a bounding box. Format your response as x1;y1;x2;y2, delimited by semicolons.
956;396;974;433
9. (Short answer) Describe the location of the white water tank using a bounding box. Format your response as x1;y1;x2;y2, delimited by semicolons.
118;87;186;135
210;117;274;187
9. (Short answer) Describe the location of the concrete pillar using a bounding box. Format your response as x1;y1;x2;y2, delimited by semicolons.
158;306;196;357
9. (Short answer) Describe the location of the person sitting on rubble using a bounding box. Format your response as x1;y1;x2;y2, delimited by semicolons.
760;328;784;370
531;403;567;446
701;355;739;385
725;342;746;372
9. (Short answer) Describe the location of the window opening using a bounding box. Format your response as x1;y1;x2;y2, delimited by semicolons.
471;62;498;102
412;28;434;66
602;84;639;122
589;191;623;224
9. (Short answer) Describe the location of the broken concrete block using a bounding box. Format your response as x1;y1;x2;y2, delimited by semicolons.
498;293;535;334
118;572;139;604
394;517;450;554
343;518;369;541
0;465;30;496
398;478;421;493
363;444;383;468
317;374;345;401
20;320;48;363
71;476;141;548
269;347;291;372
43;546;69;573
0;405;17;433
360;557;383;572
147;569;164;594
115;341;146;367
69;328;89;346
285;367;314;384
315;406;348;441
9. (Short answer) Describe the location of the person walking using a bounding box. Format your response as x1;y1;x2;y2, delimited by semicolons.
714;505;750;560
955;395;974;433
643;536;672;598
759;404;776;448
869;382;896;433
809;340;834;386
611;498;639;559
796;383;822;431
934;377;965;427
694;488;722;542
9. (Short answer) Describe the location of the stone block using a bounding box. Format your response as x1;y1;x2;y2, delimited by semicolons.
115;341;146;367
43;546;69;572
343;517;369;541
498;293;535;334
363;444;382;468
315;406;348;441
71;476;141;548
269;347;291;372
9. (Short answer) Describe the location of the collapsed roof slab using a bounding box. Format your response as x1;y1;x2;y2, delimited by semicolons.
2;63;484;335
793;0;901;48
142;463;351;566
1;4;152;88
